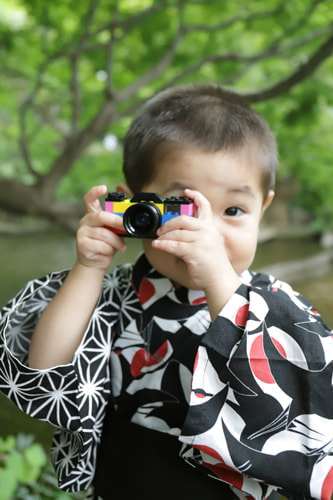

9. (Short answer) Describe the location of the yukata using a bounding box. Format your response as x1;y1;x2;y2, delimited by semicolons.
0;252;332;500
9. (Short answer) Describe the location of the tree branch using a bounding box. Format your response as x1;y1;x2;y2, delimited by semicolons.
105;2;120;98
117;24;186;101
70;54;81;135
114;23;333;124
161;0;326;90
89;1;173;41
184;2;285;34
263;0;324;49
71;0;101;56
216;26;332;87
18;135;41;180
18;63;50;180
37;96;117;197
117;1;186;101
245;30;333;103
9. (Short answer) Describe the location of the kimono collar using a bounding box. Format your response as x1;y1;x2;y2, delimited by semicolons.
131;252;207;309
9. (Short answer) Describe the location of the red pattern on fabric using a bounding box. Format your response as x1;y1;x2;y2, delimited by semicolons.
321;466;333;500
194;391;206;398
202;461;244;490
191;297;207;305
249;335;287;384
130;341;168;378
194;444;243;489
235;304;249;326
193;350;199;374
138;278;155;305
195;444;222;461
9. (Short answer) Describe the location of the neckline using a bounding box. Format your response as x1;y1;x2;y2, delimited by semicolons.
131;253;207;308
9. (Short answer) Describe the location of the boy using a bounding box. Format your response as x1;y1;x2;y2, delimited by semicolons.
0;84;332;500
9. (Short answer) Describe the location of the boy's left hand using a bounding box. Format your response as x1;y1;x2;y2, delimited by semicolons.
152;188;241;320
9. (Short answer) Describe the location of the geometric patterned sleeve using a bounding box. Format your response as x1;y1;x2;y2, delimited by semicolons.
0;265;134;492
180;272;333;500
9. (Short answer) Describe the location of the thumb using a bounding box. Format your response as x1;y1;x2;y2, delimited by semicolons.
84;185;108;213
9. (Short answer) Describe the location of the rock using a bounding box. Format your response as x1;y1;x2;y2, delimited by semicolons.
321;232;333;248
258;250;333;283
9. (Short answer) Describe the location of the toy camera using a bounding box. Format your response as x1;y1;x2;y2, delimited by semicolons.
105;192;194;238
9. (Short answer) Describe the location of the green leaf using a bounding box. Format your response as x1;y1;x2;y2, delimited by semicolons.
0;435;16;453
0;468;18;500
19;443;47;482
23;443;47;468
4;450;25;480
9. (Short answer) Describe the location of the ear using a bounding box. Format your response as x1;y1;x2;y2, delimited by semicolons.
261;190;275;218
116;182;134;199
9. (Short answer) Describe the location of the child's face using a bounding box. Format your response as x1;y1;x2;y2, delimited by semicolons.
129;146;273;289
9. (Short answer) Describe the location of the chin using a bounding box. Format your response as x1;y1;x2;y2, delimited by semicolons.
159;259;188;288
143;245;187;287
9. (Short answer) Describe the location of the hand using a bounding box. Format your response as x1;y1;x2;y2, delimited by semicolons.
76;185;127;271
152;189;241;319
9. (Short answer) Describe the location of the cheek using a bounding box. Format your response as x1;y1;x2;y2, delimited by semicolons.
224;226;259;273
231;243;257;274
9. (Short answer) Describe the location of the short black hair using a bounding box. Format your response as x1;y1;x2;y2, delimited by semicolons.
123;83;278;199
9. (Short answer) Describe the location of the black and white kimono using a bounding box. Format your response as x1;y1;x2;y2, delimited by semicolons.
0;253;332;499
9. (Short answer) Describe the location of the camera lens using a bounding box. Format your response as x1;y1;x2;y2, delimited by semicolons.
123;202;162;237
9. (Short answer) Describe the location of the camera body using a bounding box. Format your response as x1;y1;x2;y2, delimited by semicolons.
105;192;194;238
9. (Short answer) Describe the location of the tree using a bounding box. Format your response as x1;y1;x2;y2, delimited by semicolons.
0;0;332;231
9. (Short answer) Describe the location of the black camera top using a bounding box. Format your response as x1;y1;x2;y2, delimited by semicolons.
105;192;192;204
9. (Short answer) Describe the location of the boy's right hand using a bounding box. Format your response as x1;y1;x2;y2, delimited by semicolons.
76;185;127;271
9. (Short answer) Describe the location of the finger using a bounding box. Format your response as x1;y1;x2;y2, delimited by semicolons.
80;211;125;231
184;188;213;221
83;185;108;214
103;212;126;232
152;238;189;258
78;213;127;252
84;233;126;256
157;232;197;247
82;224;126;249
157;214;199;236
78;225;127;259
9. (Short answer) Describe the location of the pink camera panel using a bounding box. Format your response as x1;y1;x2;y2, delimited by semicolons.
180;203;194;216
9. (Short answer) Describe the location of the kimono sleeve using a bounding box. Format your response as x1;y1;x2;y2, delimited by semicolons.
180;274;333;500
0;269;126;492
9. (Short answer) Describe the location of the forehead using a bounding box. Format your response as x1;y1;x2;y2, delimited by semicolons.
150;144;265;196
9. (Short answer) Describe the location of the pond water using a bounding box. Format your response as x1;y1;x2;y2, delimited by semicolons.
0;230;332;449
1;230;331;322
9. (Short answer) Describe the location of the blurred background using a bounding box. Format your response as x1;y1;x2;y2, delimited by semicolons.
0;0;332;498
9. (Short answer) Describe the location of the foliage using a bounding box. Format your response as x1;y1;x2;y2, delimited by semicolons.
0;434;88;500
0;0;333;230
0;434;46;500
57;147;123;201
257;77;333;231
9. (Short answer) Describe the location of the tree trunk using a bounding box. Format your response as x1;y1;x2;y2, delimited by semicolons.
0;178;84;232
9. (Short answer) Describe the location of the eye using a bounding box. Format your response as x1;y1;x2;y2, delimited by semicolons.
224;206;244;217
